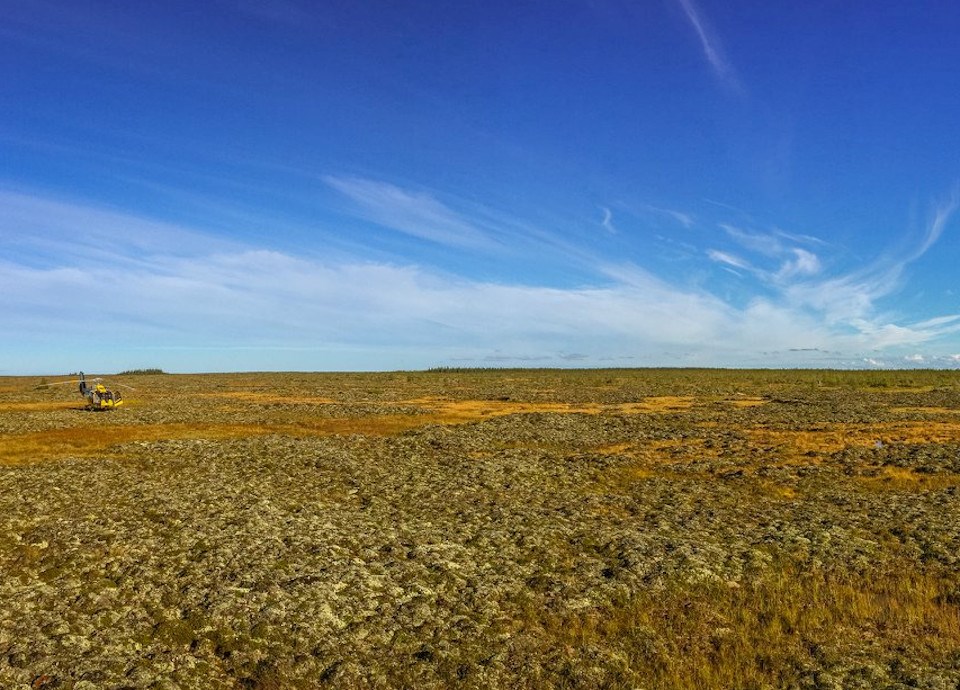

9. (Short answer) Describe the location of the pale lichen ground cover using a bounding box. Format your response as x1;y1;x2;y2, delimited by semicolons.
1;369;960;689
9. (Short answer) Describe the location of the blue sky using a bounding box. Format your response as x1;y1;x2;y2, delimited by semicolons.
2;0;960;373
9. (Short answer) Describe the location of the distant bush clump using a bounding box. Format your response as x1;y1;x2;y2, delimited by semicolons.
117;368;166;375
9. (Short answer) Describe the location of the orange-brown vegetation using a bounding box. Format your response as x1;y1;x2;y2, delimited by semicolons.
539;562;960;690
746;420;960;460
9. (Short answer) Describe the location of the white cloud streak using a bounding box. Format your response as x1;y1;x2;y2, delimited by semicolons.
641;203;695;228
720;224;785;257
707;249;751;271
914;185;959;260
600;207;617;234
675;0;742;92
323;175;495;250
704;190;960;352
783;190;959;330
0;189;239;266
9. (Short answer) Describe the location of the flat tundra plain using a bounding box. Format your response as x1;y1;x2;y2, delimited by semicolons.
2;369;960;689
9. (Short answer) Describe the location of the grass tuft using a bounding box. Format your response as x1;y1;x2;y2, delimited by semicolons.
535;562;960;690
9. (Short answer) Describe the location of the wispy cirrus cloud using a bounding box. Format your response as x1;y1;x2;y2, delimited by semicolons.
641;203;695;229
776;248;821;280
323;175;496;250
784;190;959;324
675;0;742;92
720;223;785;257
702;189;960;351
0;189;240;267
913;185;959;260
600;207;617;234
707;249;752;272
712;223;824;284
3;184;960;373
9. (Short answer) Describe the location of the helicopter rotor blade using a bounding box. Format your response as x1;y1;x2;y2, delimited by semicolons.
36;376;105;388
35;375;136;391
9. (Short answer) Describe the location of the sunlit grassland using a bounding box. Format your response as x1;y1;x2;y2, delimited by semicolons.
532;562;960;690
2;368;960;687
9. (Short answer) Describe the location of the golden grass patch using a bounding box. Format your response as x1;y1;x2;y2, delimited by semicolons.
196;391;338;404
617;466;657;481
592;438;730;495
615;396;696;413
746;421;960;459
0;416;441;465
537;563;960;690
889;406;960;414
0;423;287;465
594;438;721;462
595;442;637;456
417;396;701;417
0;401;81;412
724;397;768;408
417;399;603;419
409;396;702;418
756;479;798;500
855;467;960;492
746;427;861;456
395;396;705;421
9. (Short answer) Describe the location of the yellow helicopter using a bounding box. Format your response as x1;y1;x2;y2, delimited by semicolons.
41;371;133;410
78;372;124;409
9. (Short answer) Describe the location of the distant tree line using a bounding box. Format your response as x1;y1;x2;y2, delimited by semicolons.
425;366;527;373
117;368;166;375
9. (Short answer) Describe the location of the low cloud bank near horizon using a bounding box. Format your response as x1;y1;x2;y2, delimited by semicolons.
2;187;959;373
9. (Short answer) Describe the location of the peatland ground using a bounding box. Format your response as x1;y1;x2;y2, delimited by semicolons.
2;368;960;689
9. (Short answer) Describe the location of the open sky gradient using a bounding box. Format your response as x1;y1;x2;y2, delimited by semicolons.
3;1;960;373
